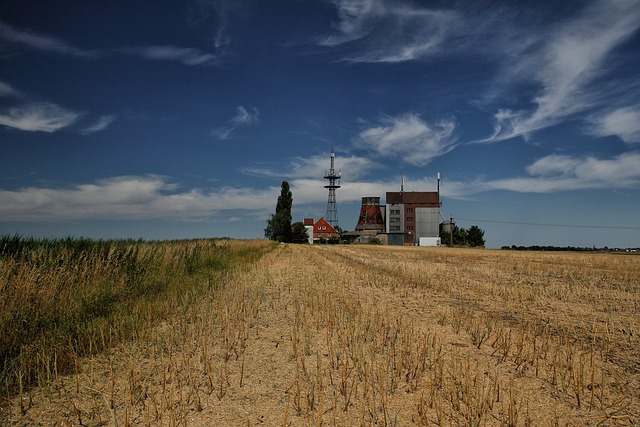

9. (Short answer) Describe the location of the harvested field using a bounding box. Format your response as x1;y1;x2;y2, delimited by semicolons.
3;244;639;426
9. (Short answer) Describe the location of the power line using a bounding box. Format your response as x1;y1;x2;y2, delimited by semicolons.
455;218;640;231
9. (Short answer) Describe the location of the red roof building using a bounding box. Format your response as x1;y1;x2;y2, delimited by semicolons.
313;217;339;241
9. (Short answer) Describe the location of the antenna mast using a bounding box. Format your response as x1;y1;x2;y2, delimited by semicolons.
324;148;341;228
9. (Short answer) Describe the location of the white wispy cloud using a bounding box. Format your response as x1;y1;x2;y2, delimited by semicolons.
482;0;640;142
211;127;235;140
187;0;234;50
0;80;24;98
80;115;116;135
0;174;361;223
6;147;635;223
341;152;640;199
0;102;81;133
0;19;224;66
365;152;640;199
587;106;640;144
525;154;582;177
0;175;281;222
122;45;218;66
476;152;640;193
0;20;98;58
321;0;461;62
322;0;386;46
288;177;387;205
354;112;457;165
212;106;259;139
291;154;374;181
231;106;259;125
242;152;375;181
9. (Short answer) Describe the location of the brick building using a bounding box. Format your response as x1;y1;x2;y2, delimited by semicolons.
385;191;441;245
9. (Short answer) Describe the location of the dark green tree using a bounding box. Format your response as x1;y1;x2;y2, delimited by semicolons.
440;227;469;246
467;225;485;247
451;226;468;246
440;231;452;246
291;222;309;244
265;181;293;242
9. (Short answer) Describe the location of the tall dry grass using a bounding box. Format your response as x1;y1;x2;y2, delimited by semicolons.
0;235;275;399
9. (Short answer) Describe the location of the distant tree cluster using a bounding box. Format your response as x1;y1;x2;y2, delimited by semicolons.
501;245;609;252
440;225;485;247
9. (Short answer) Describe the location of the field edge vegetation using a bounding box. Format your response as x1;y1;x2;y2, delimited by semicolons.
0;235;276;400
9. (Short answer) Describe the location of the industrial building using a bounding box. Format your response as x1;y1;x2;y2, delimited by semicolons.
385;191;441;246
355;197;385;232
307;150;443;246
349;177;443;246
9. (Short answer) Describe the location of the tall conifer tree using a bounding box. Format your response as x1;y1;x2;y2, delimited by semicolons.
265;181;293;242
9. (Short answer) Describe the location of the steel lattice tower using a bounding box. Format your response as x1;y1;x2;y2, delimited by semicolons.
324;148;341;228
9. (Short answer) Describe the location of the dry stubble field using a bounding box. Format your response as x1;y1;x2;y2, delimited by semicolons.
4;243;639;426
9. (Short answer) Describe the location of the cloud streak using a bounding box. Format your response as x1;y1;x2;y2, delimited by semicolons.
0;20;98;58
320;0;461;62
231;106;259;125
80;115;116;135
0;173;442;222
121;45;218;66
3;148;638;224
0;20;220;66
354;113;457;165
470;152;640;194
212;106;259;139
0;176;280;222
587;106;640;144
0;80;24;98
243;152;375;181
0;102;81;132
482;0;640;142
187;0;234;50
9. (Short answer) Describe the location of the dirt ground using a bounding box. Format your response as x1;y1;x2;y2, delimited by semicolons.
4;244;639;426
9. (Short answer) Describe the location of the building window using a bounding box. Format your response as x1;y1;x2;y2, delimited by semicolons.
390;226;401;231
406;208;414;213
406;217;413;222
406;226;413;231
391;209;400;215
390;217;400;223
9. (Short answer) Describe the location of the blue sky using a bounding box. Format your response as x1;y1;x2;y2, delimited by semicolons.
1;0;639;248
